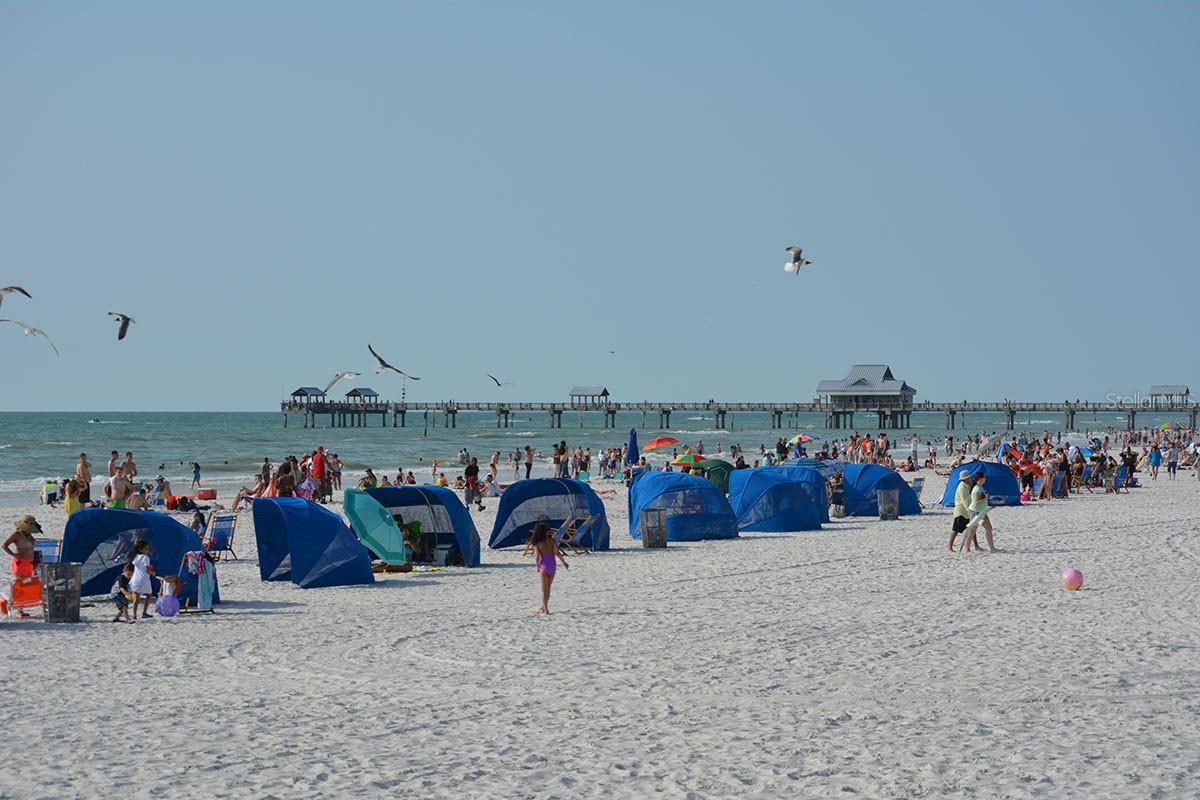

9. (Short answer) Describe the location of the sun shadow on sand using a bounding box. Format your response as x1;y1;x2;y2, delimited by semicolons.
220;599;304;610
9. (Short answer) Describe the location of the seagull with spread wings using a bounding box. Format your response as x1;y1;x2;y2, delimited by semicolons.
487;373;513;388
0;319;59;355
0;286;32;308
784;246;812;274
368;344;419;379
324;371;361;394
108;312;135;341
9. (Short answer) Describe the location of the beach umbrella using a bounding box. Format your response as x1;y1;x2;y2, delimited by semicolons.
625;429;640;466
697;458;734;492
1158;421;1181;431
643;436;679;451
672;453;704;467
787;433;817;445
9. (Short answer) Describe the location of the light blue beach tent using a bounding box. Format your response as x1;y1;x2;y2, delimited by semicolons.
489;478;610;550
627;471;738;541
841;464;922;517
727;468;823;532
252;498;375;588
344;486;480;567
940;461;1022;507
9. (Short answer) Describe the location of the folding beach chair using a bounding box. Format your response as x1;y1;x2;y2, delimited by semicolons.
1113;465;1129;493
34;538;60;564
909;477;926;508
178;551;216;614
8;576;42;619
204;513;238;561
558;515;596;555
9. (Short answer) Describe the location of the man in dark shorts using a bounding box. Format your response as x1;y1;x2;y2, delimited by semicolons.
75;453;92;505
948;471;973;552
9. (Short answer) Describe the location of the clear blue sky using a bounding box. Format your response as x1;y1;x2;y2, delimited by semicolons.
2;2;1196;410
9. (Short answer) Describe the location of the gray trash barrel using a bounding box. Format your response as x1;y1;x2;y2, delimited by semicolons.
40;562;81;623
877;488;900;521
640;509;668;548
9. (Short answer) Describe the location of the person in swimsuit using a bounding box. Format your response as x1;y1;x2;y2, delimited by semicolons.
3;515;42;617
191;463;202;490
524;522;568;616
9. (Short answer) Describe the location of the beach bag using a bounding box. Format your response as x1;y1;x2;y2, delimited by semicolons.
166;495;179;511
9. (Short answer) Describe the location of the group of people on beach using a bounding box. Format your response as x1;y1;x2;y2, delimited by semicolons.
231;448;345;511
42;450;191;516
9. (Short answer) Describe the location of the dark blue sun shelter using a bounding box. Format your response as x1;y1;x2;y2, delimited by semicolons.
62;508;219;605
769;465;832;523
727;468;824;532
489;478;609;550
252;498;374;588
841;464;922;517
940;460;1022;507
627;471;738;541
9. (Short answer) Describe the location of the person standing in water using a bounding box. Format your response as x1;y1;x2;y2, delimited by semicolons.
525;522;569;615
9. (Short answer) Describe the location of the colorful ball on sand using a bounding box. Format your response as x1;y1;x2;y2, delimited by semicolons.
1062;568;1084;592
156;595;180;617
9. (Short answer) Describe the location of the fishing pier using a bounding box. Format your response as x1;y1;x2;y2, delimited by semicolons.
283;372;1194;432
280;398;1198;432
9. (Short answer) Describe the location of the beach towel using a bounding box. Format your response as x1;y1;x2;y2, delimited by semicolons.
184;550;208;575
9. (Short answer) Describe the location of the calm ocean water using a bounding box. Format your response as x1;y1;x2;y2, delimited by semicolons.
0;409;1146;505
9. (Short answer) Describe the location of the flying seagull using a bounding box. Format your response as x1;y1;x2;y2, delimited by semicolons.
368;344;420;379
487;373;513;387
0;286;32;308
323;370;361;394
0;319;59;355
784;246;812;274
108;312;135;340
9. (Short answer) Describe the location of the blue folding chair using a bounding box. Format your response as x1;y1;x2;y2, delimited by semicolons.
34;538;60;564
204;514;239;561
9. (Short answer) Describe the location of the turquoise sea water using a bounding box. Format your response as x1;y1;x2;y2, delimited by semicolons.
0;409;1149;505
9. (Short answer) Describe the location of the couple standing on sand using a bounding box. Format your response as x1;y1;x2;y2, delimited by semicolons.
949;471;999;553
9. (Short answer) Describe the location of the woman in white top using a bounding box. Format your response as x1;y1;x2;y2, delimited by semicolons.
129;539;155;619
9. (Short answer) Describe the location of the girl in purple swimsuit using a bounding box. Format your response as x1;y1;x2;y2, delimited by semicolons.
526;522;569;616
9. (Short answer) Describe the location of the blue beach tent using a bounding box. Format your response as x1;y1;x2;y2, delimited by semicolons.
940;461;1022;507
489;478;610;550
841;464;922;517
345;486;480;567
727;468;823;533
62;508;219;605
771;465;831;523
627;471;738;541
784;458;845;481
252;498;375;588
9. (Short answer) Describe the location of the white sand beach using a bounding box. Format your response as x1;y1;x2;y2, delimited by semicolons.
2;469;1199;798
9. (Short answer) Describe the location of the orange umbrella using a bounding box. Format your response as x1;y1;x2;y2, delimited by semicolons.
643;436;679;451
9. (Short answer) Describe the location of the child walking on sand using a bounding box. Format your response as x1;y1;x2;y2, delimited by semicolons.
191;463;202;490
112;563;135;623
524;522;569;616
129;539;155;619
